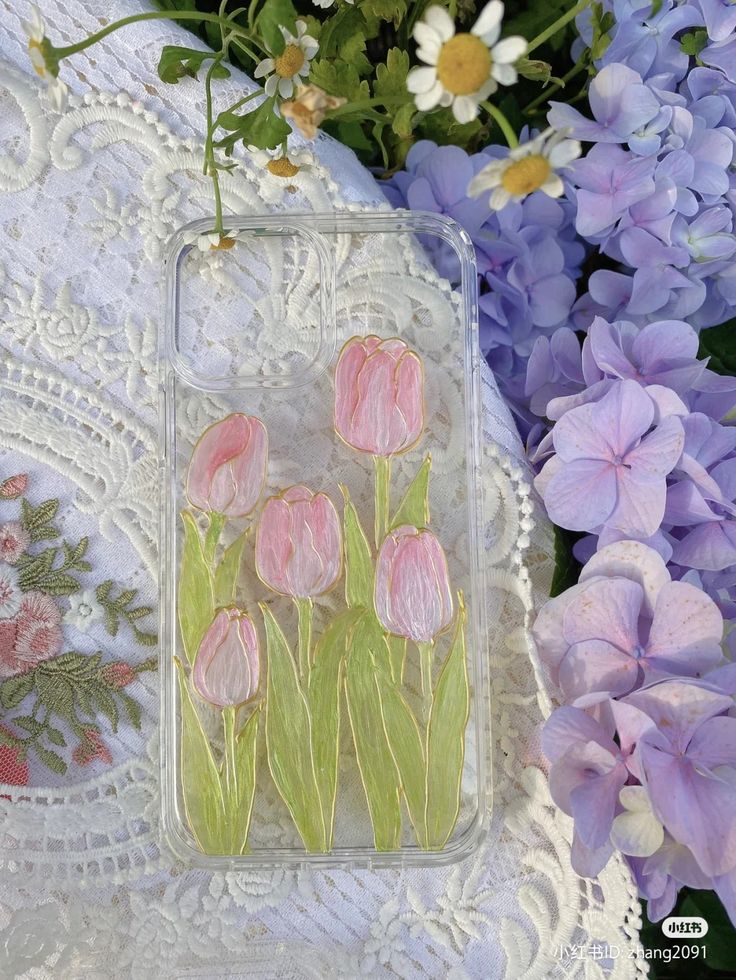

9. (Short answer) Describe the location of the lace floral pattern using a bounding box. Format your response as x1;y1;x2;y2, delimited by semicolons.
0;1;643;976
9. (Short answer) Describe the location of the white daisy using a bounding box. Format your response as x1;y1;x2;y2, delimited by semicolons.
182;229;241;252
23;4;68;112
407;1;527;124
254;21;319;99
467;127;581;210
247;145;312;177
0;564;22;620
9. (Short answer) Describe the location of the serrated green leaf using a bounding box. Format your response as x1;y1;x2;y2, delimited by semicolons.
230;96;291;150
0;672;35;709
425;599;469;849
391;455;431;530
340;31;372;76
263;605;326;852
391;102;415;140
176;660;227;853
361;0;406;25
374;47;410;99
179;510;214;664
318;5;366;60
35;744;67;775
232;705;261;854
213;533;247;607
255;0;298;53
309;58;370;103
345;615;402;851
157;45;230;84
308;608;364;848
680;29;708;56
341;487;374;609
372;650;427;847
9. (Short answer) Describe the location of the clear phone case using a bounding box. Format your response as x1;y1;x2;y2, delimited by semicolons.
160;211;489;869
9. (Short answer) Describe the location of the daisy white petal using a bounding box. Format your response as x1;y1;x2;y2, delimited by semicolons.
492;63;517;86
452;95;480;123
472;0;504;39
47;76;68;112
490;186;512;209
424;5;455;41
548;138;582;167
415;80;445;111
265;74;279;97
413;22;442;56
492;36;527;64
467;164;504;196
407;66;439;94
541;173;564;197
278;76;294;98
254;58;274;78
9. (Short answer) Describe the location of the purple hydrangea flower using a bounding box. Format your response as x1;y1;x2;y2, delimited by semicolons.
569;144;657;238
524;328;586;416
533;540;724;701
535;379;685;535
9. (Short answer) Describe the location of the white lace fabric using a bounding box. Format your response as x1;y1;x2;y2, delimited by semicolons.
0;1;643;977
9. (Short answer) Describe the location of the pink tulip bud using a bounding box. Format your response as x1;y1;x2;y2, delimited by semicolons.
192;608;260;707
334;336;424;457
374;525;453;643
186;414;268;517
255;486;342;598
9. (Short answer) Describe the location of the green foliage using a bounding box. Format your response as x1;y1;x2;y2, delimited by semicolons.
157;45;230;83
255;0;298;52
96;580;157;646
20;498;60;542
699;319;736;376
178;509;214;663
550;525;583;598
680;29;709;57
391;455;431;530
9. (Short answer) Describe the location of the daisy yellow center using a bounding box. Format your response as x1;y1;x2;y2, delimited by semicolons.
275;45;305;79
210;236;236;251
28;39;47;77
436;34;491;96
267;157;300;177
501;155;552;196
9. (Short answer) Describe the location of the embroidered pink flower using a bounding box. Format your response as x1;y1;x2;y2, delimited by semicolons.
0;591;64;678
374;525;453;642
101;662;136;688
0;474;28;500
0;565;22;621
72;729;113;766
192;607;260;707
186;413;268;517
0;522;30;565
255;486;342;598
334;336;424;457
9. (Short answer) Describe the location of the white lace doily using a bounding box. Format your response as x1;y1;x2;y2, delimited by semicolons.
0;2;643;977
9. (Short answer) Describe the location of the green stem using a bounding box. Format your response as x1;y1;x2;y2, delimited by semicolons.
326;96;408;120
373;456;391;550
526;0;591;55
203;511;226;566
296;597;313;679
417;640;434;723
203;51;226;234
523;58;587;115
222;705;238;844
481;102;518;148
55;11;254;59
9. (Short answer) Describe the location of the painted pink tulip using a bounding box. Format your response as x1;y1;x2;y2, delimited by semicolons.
255;486;342;598
192;608;260;707
334;335;424;457
186;413;268;517
374;525;453;642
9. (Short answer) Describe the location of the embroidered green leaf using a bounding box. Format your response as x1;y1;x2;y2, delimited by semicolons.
232;704;261;855
41;651;102;679
17;548;80;595
345;615;402;851
262;604;326;852
373;655;427;847
61;538;91;572
213;533;247;607
0;671;35;709
425;597;470;849
308;608;364;848
390;455;431;530
34;672;75;717
340;486;374;609
175;658;227;854
46;726;66;747
120;692;143;730
0;728;21;747
179;510;214;664
34;745;67;775
91;684;120;733
96;580;157;646
12;715;44;736
20;498;60;542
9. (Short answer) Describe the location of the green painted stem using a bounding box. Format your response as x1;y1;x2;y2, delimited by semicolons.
222;706;238;847
296;597;313;679
374;456;391;550
418;640;434;723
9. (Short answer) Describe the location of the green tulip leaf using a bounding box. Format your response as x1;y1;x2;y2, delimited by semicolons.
425;597;470;849
308;608;364;849
373;655;427;848
345;615;402;851
232;704;261;855
179;510;214;664
262;605;326;852
213;532;247;607
175;659;227;854
390;455;431;530
341;486;374;608
387;635;407;685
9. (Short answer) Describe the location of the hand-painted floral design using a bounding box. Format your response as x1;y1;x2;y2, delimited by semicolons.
186;413;268;518
0;472;157;776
